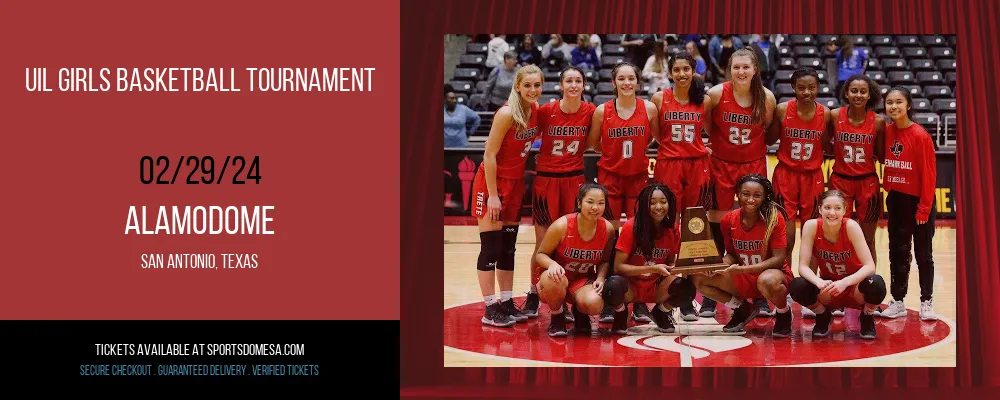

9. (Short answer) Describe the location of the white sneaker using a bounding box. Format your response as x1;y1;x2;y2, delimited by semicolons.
832;308;845;317
879;300;907;318
801;306;816;319
919;299;938;321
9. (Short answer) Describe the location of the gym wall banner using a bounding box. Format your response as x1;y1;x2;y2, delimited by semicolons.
445;150;957;220
1;1;399;388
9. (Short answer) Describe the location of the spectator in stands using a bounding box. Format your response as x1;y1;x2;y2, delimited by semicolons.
642;38;671;94
444;84;481;148
822;38;840;88
685;41;708;80
482;51;520;111
835;35;868;101
542;34;573;62
708;34;744;83
486;35;511;69
622;34;655;67
749;34;780;90
571;34;600;70
517;35;542;67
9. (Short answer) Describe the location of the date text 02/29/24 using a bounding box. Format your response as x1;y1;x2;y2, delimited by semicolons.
140;155;261;184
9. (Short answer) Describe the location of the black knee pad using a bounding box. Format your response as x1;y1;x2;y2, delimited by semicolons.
602;275;628;307
477;231;503;271
665;277;696;307
788;277;819;305
496;226;518;271
858;274;887;304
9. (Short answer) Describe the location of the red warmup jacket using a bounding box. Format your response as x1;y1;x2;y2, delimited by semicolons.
882;122;937;221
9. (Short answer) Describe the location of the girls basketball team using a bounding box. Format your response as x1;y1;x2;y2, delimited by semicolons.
468;46;939;340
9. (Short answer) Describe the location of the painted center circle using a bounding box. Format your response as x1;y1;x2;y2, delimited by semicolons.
444;297;952;367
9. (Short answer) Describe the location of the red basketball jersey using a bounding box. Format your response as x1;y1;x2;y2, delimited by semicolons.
491;102;540;180
615;217;680;280
657;88;709;159
832;108;878;176
536;101;596;173
710;81;767;162
720;209;790;270
777;100;826;171
811;218;865;280
597;98;652;175
552;213;610;281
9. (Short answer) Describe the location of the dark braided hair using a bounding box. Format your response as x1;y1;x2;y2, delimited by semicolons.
840;73;881;110
632;183;677;258
667;53;705;106
735;174;787;259
574;183;608;213
790;67;820;88
610;61;641;98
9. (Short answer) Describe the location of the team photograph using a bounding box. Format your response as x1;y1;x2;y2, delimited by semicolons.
443;34;956;367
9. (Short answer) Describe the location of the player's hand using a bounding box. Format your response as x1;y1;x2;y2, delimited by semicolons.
824;280;850;297
816;279;834;292
652;264;673;276
592;277;605;293
487;196;502;222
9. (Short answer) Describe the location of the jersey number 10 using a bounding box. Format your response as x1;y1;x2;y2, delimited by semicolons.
739;254;763;266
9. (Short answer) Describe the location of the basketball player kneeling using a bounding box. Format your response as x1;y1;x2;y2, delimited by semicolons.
790;190;887;339
534;184;624;337
607;183;696;334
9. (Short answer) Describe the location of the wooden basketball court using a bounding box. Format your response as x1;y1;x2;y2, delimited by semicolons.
444;219;956;367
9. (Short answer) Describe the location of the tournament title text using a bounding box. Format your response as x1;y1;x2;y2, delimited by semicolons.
26;67;375;92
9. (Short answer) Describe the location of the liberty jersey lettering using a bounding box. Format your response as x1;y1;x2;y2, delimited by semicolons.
537;101;596;173
833;108;877;176
720;209;790;270
615;218;679;279
597;99;651;175
492;102;540;180
658;88;709;159
812;218;864;279
777;100;826;170
710;81;767;162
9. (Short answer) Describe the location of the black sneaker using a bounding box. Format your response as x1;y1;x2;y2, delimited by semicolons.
522;293;540;318
650;305;676;333
573;305;592;335
698;297;717;317
722;300;759;333
812;309;833;337
599;304;614;323
679;302;699;321
548;311;568;337
481;302;515;327
612;309;629;335
500;299;527;323
755;298;774;317
772;310;792;338
564;303;575;323
632;303;652;322
860;313;876;340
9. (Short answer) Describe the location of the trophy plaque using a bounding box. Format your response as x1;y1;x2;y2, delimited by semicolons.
673;207;729;274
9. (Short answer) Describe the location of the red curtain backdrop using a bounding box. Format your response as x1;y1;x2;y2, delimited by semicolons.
402;0;1000;392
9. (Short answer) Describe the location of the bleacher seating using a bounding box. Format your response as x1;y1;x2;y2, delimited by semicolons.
449;34;955;149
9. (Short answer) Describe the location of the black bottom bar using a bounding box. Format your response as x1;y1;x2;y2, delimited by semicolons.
0;320;399;386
